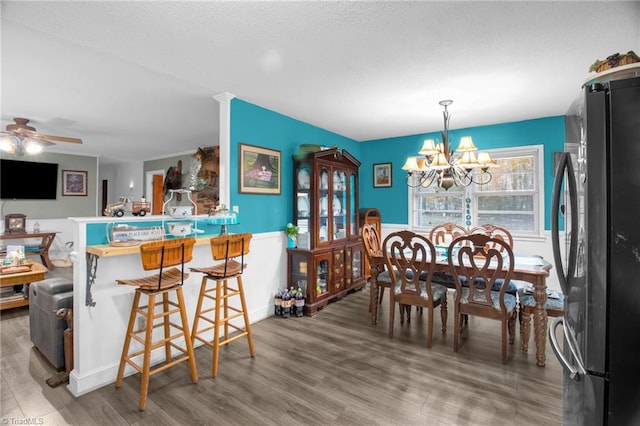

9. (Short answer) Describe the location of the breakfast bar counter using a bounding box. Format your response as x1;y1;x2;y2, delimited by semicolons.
66;216;278;398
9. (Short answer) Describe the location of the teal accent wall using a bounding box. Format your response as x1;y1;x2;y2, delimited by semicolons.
359;116;565;230
229;98;362;234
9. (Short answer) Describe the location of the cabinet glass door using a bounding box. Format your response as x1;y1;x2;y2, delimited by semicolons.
352;248;362;281
349;173;357;236
318;166;330;244
332;169;347;240
289;252;309;294
296;164;311;235
316;255;330;297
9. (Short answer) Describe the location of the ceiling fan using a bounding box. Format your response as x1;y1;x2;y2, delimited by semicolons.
1;117;83;155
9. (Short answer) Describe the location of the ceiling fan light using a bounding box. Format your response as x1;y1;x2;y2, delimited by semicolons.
0;136;16;153
24;139;44;154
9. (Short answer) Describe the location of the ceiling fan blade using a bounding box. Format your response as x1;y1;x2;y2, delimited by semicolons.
31;133;82;144
16;129;82;144
13;127;36;137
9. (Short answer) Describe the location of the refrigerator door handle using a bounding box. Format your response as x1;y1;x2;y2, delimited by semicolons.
549;316;586;380
551;152;579;295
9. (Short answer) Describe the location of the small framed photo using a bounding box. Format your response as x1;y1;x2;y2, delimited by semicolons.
373;163;392;188
239;143;281;195
62;170;88;196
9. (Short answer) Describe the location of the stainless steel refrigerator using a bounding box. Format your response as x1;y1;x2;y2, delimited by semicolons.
550;75;640;425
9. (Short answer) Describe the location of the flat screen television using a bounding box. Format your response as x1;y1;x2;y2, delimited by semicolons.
0;159;58;200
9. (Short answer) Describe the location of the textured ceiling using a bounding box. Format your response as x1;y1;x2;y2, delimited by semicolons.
1;1;639;164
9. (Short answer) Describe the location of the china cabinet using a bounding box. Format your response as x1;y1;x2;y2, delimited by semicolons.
287;147;365;315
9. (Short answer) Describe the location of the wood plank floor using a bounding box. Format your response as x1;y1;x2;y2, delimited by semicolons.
1;272;562;425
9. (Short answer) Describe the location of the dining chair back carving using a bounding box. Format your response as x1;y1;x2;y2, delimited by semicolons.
361;224;394;324
190;233;255;378
383;230;448;347
469;224;513;253
429;222;468;246
447;233;517;363
115;237;198;410
428;222;469;289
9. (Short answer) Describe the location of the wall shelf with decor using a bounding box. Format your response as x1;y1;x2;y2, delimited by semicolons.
287;147;365;315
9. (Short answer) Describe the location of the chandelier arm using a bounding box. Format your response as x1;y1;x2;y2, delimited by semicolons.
421;171;438;188
452;166;474;187
469;169;493;185
405;173;422;188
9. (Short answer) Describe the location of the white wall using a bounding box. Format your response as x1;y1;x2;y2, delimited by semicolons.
98;160;145;205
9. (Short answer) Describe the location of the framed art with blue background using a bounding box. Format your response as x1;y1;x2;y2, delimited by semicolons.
373;163;392;188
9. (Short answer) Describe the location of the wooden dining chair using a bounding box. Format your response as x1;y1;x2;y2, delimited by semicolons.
470;224;528;330
429;222;468;246
383;230;447;348
467;224;520;295
447;233;517;363
361;224;394;325
428;222;469;288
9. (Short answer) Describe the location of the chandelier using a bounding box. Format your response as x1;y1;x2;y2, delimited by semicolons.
402;100;496;190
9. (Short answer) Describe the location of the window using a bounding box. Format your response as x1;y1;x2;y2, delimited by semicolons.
409;145;543;235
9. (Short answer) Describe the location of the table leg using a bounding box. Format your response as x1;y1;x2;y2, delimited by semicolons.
40;234;57;270
533;276;548;366
40;253;55;270
370;280;379;325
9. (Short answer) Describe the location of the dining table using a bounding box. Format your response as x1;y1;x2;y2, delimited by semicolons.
369;249;553;367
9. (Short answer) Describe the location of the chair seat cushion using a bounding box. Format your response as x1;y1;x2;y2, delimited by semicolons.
394;281;448;304
376;269;393;284
457;287;517;311
520;290;564;312
460;277;518;295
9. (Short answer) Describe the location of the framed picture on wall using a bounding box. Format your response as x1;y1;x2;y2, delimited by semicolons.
373;163;392;188
62;170;88;196
239;143;281;195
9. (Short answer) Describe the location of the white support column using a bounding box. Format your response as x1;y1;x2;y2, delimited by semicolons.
213;92;236;208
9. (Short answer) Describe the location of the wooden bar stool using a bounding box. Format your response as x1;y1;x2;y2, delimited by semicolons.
115;237;198;411
190;233;255;378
